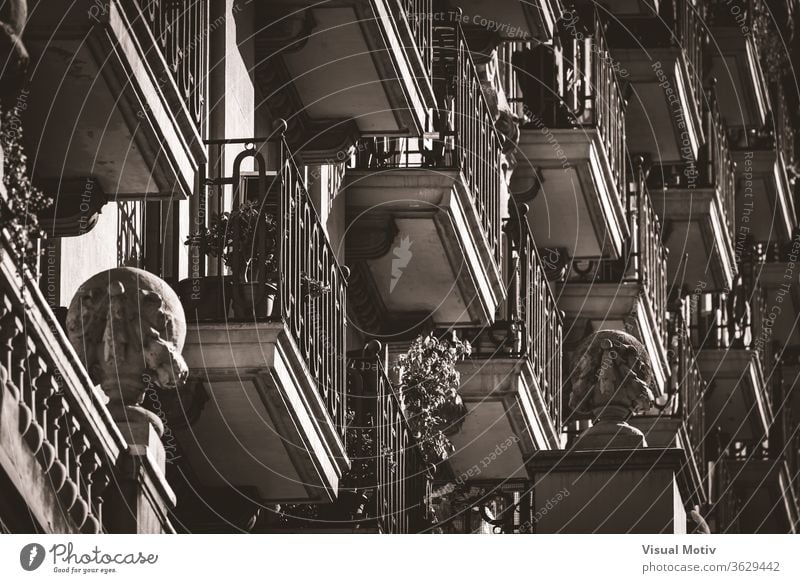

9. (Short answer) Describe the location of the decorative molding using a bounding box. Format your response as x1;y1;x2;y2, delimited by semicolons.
345;213;398;261
37;177;108;238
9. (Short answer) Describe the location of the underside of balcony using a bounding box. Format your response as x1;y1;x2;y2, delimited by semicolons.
177;323;348;503
512;129;627;259
650;187;736;292
450;0;560;41
558;282;669;394
709;29;769;131
254;1;436;160
732;150;795;242
24;0;205;200
344;169;504;331
609;48;703;165
445;358;561;482
698;349;770;444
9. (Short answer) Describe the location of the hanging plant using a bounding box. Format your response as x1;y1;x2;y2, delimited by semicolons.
0;103;52;270
394;333;470;468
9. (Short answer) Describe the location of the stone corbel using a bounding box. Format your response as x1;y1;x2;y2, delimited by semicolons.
37;177;108;238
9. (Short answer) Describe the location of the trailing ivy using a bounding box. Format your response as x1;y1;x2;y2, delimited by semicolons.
0;102;51;270
394;333;470;468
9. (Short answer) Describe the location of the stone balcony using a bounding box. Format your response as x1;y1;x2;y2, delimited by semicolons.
25;0;207;200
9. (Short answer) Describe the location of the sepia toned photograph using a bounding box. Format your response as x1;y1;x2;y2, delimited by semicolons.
0;0;798;557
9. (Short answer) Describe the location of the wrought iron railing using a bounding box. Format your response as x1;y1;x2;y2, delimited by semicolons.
568;164;668;347
702;88;736;243
397;0;433;83
279;139;348;435
514;220;563;427
122;0;208;136
509;8;627;195
0;228;125;533
754;237;800;264
707;430;744;532
648;88;736;244
200;132;348;438
608;0;705;102
460;213;563;429
771;79;796;170
432;13;503;264
667;306;708;486
348;349;430;533
688;257;768;366
429;480;535;533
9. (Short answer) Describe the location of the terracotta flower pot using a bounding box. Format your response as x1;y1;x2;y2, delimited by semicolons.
231;281;278;320
175;276;232;321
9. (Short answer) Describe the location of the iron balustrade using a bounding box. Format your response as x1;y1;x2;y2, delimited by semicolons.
459;215;563;430
648;88;736;245
672;0;705;103
568;165;669;348
754;238;800;264
0;229;125;533
701;88;737;245
707;430;744;532
348;350;429;534
432;14;503;265
429;480;535;533
771;79;796;172
397;0;433;83
200;133;348;440
509;9;627;198
279;140;348;436
123;1;208;135
514;220;563;428
666;307;708;489
608;0;705;103
688;259;768;368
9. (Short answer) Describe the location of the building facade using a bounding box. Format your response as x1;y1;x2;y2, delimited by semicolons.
0;0;798;533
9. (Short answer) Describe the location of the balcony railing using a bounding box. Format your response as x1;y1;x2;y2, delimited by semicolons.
568;164;668;345
755;239;800;264
122;1;208;136
772;81;796;170
688;258;768;366
508;8;627;194
347;349;430;534
0;226;125;533
457;213;563;428
648;88;736;240
667;307;708;485
514;219;563;427
703;90;737;245
430;480;535;533
200;134;348;437
433;14;503;264
609;0;705;103
398;0;433;82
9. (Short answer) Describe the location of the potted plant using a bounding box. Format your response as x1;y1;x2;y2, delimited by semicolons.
185;200;279;319
394;333;470;469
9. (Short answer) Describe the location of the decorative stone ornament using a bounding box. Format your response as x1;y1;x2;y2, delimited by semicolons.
66;267;188;434
569;330;655;449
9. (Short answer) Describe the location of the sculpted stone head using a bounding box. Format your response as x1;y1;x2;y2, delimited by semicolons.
568;330;655;449
66;267;188;432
